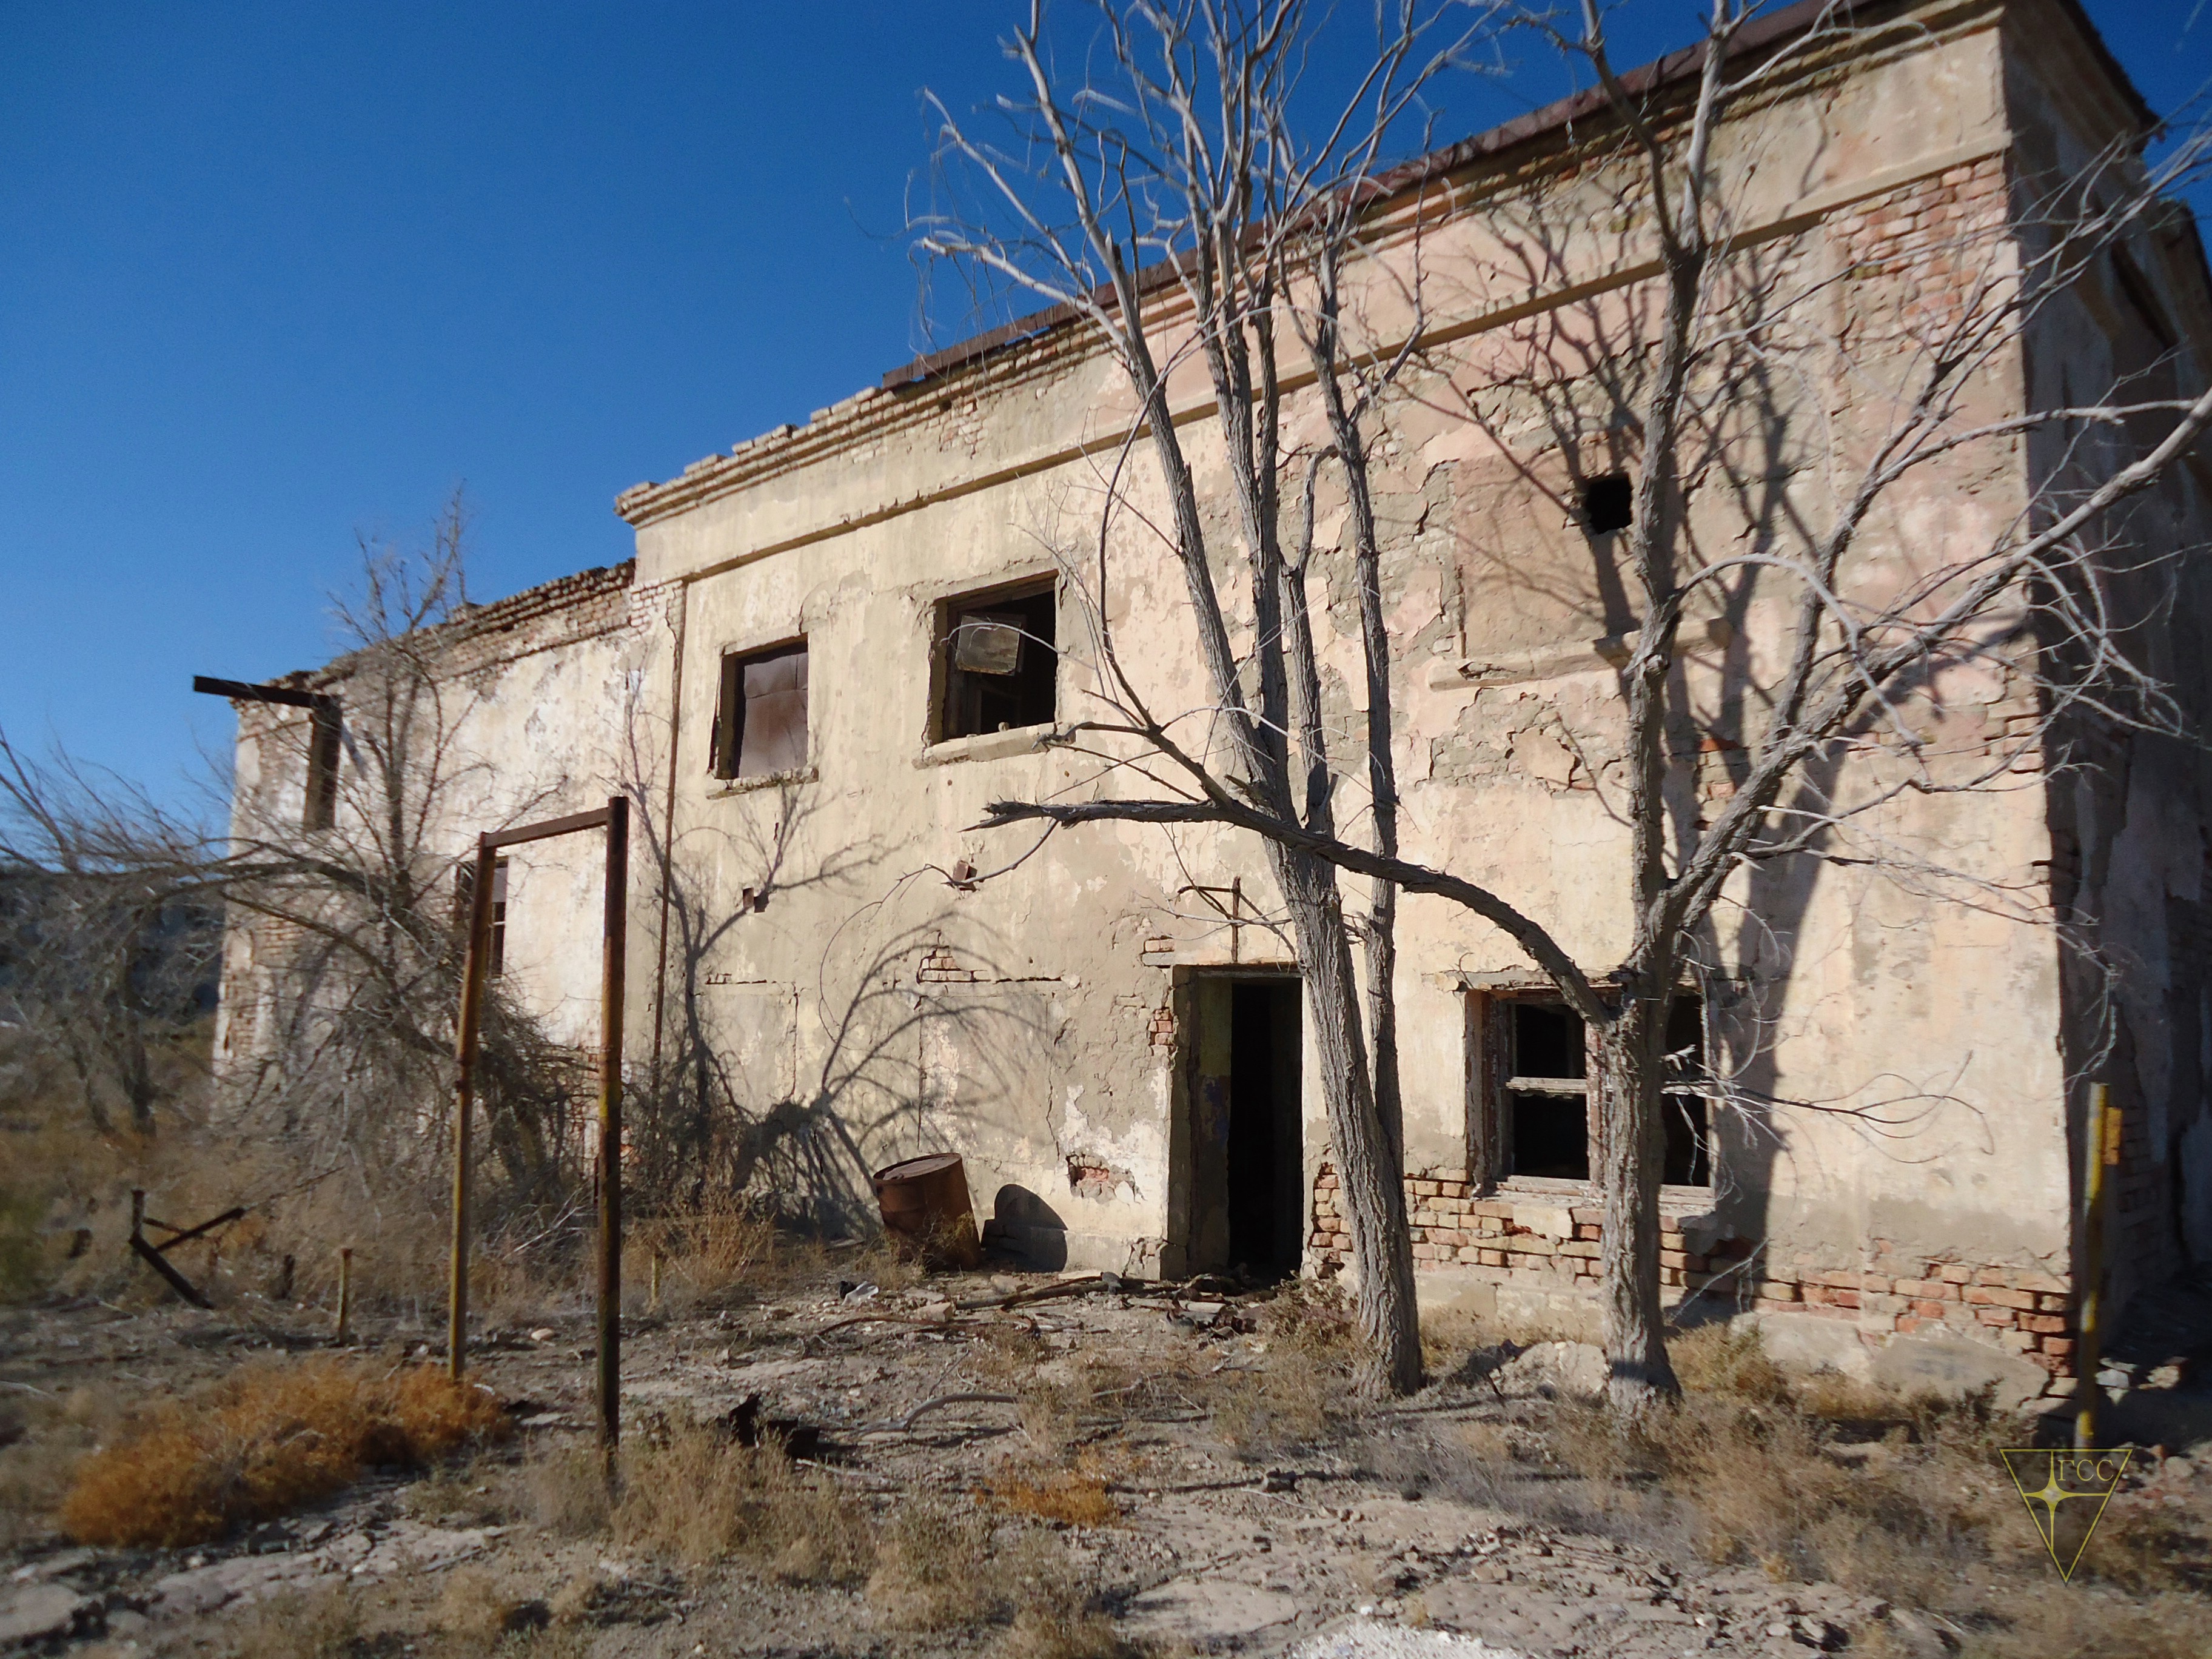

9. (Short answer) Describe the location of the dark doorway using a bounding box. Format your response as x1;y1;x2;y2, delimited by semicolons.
1227;980;1303;1275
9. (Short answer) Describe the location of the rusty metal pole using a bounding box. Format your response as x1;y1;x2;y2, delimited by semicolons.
449;840;497;1382
2075;1082;2120;1450
596;796;629;1458
336;1247;354;1345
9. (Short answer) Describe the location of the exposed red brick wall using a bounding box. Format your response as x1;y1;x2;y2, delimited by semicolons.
1310;1162;2078;1382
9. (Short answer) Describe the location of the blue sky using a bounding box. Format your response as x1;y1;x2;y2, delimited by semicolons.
2;2;2206;824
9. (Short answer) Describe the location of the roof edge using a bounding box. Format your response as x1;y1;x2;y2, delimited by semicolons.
873;0;2153;395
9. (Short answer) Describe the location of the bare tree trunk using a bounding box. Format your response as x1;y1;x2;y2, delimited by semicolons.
1277;847;1420;1393
1594;994;1675;1410
1346;440;1403;1167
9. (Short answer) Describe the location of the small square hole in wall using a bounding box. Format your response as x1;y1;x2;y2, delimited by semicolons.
1580;473;1634;535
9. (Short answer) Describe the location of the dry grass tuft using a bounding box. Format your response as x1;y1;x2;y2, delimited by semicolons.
968;1321;1051;1385
605;1415;872;1581
0;1389;119;1550
2071;1498;2212;1595
1527;1322;2212;1634
220;1583;366;1659
997;1597;1137;1658
1549;1388;1997;1599
1418;1304;1492;1378
868;1501;1000;1630
523;1442;612;1538
993;1455;1121;1527
59;1358;509;1547
632;1205;779;1313
1951;1589;2212;1659
1669;1322;1790;1403
434;1566;524;1642
1204;1278;1365;1459
548;1570;603;1626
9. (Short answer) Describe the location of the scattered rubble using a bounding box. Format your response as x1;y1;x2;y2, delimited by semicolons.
3;1272;2209;1655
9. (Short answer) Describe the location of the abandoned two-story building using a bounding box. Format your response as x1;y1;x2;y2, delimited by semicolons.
215;0;2212;1396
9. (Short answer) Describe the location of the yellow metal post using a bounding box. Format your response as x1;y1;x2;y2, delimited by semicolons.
2075;1082;2120;1450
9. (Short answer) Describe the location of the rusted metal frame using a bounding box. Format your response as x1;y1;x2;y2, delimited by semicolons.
446;797;628;1463
145;1207;246;1255
1176;878;1246;962
595;795;629;1460
127;1190;212;1309
191;675;337;712
449;842;498;1384
478;805;614;851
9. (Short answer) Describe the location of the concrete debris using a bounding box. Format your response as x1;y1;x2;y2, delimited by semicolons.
147;1523;501;1620
1491;1341;1607;1401
0;1584;96;1648
1291;1621;1526;1657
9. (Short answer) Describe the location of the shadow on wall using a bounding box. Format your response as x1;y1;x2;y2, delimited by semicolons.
988;1184;1069;1269
620;754;1066;1238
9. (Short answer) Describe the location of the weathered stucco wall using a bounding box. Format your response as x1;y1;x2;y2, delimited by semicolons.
219;0;2212;1390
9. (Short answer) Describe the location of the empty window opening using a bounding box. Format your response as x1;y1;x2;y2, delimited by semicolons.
1185;976;1304;1280
711;640;809;780
1495;993;1711;1187
489;859;508;979
938;582;1056;740
1580;472;1634;535
1661;996;1711;1187
303;706;341;831
455;857;509;978
1506;1001;1589;1179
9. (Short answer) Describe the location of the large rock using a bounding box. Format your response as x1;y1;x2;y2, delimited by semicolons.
0;1584;95;1647
1493;1341;1608;1402
1870;1335;2048;1412
1741;1312;1874;1380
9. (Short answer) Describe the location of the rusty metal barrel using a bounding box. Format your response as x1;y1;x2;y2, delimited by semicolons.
871;1152;983;1269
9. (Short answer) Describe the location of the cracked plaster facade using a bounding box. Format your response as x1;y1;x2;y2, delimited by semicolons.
219;0;2212;1389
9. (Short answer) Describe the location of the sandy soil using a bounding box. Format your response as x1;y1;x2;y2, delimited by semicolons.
2;1265;2202;1658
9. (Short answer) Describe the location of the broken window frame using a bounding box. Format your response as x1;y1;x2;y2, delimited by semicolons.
931;577;1058;743
303;705;341;832
708;637;810;783
454;857;510;979
1467;988;1712;1192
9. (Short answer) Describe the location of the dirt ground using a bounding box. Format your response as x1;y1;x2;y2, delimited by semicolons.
4;1259;2211;1659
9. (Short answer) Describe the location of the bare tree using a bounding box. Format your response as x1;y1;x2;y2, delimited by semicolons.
209;498;587;1221
928;0;2212;1409
918;0;1501;1395
0;498;594;1292
0;742;220;1134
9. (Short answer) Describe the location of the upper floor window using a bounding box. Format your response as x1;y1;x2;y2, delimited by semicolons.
303;704;341;831
711;640;809;780
936;581;1056;740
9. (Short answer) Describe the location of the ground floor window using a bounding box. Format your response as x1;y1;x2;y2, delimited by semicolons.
1475;991;1710;1187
